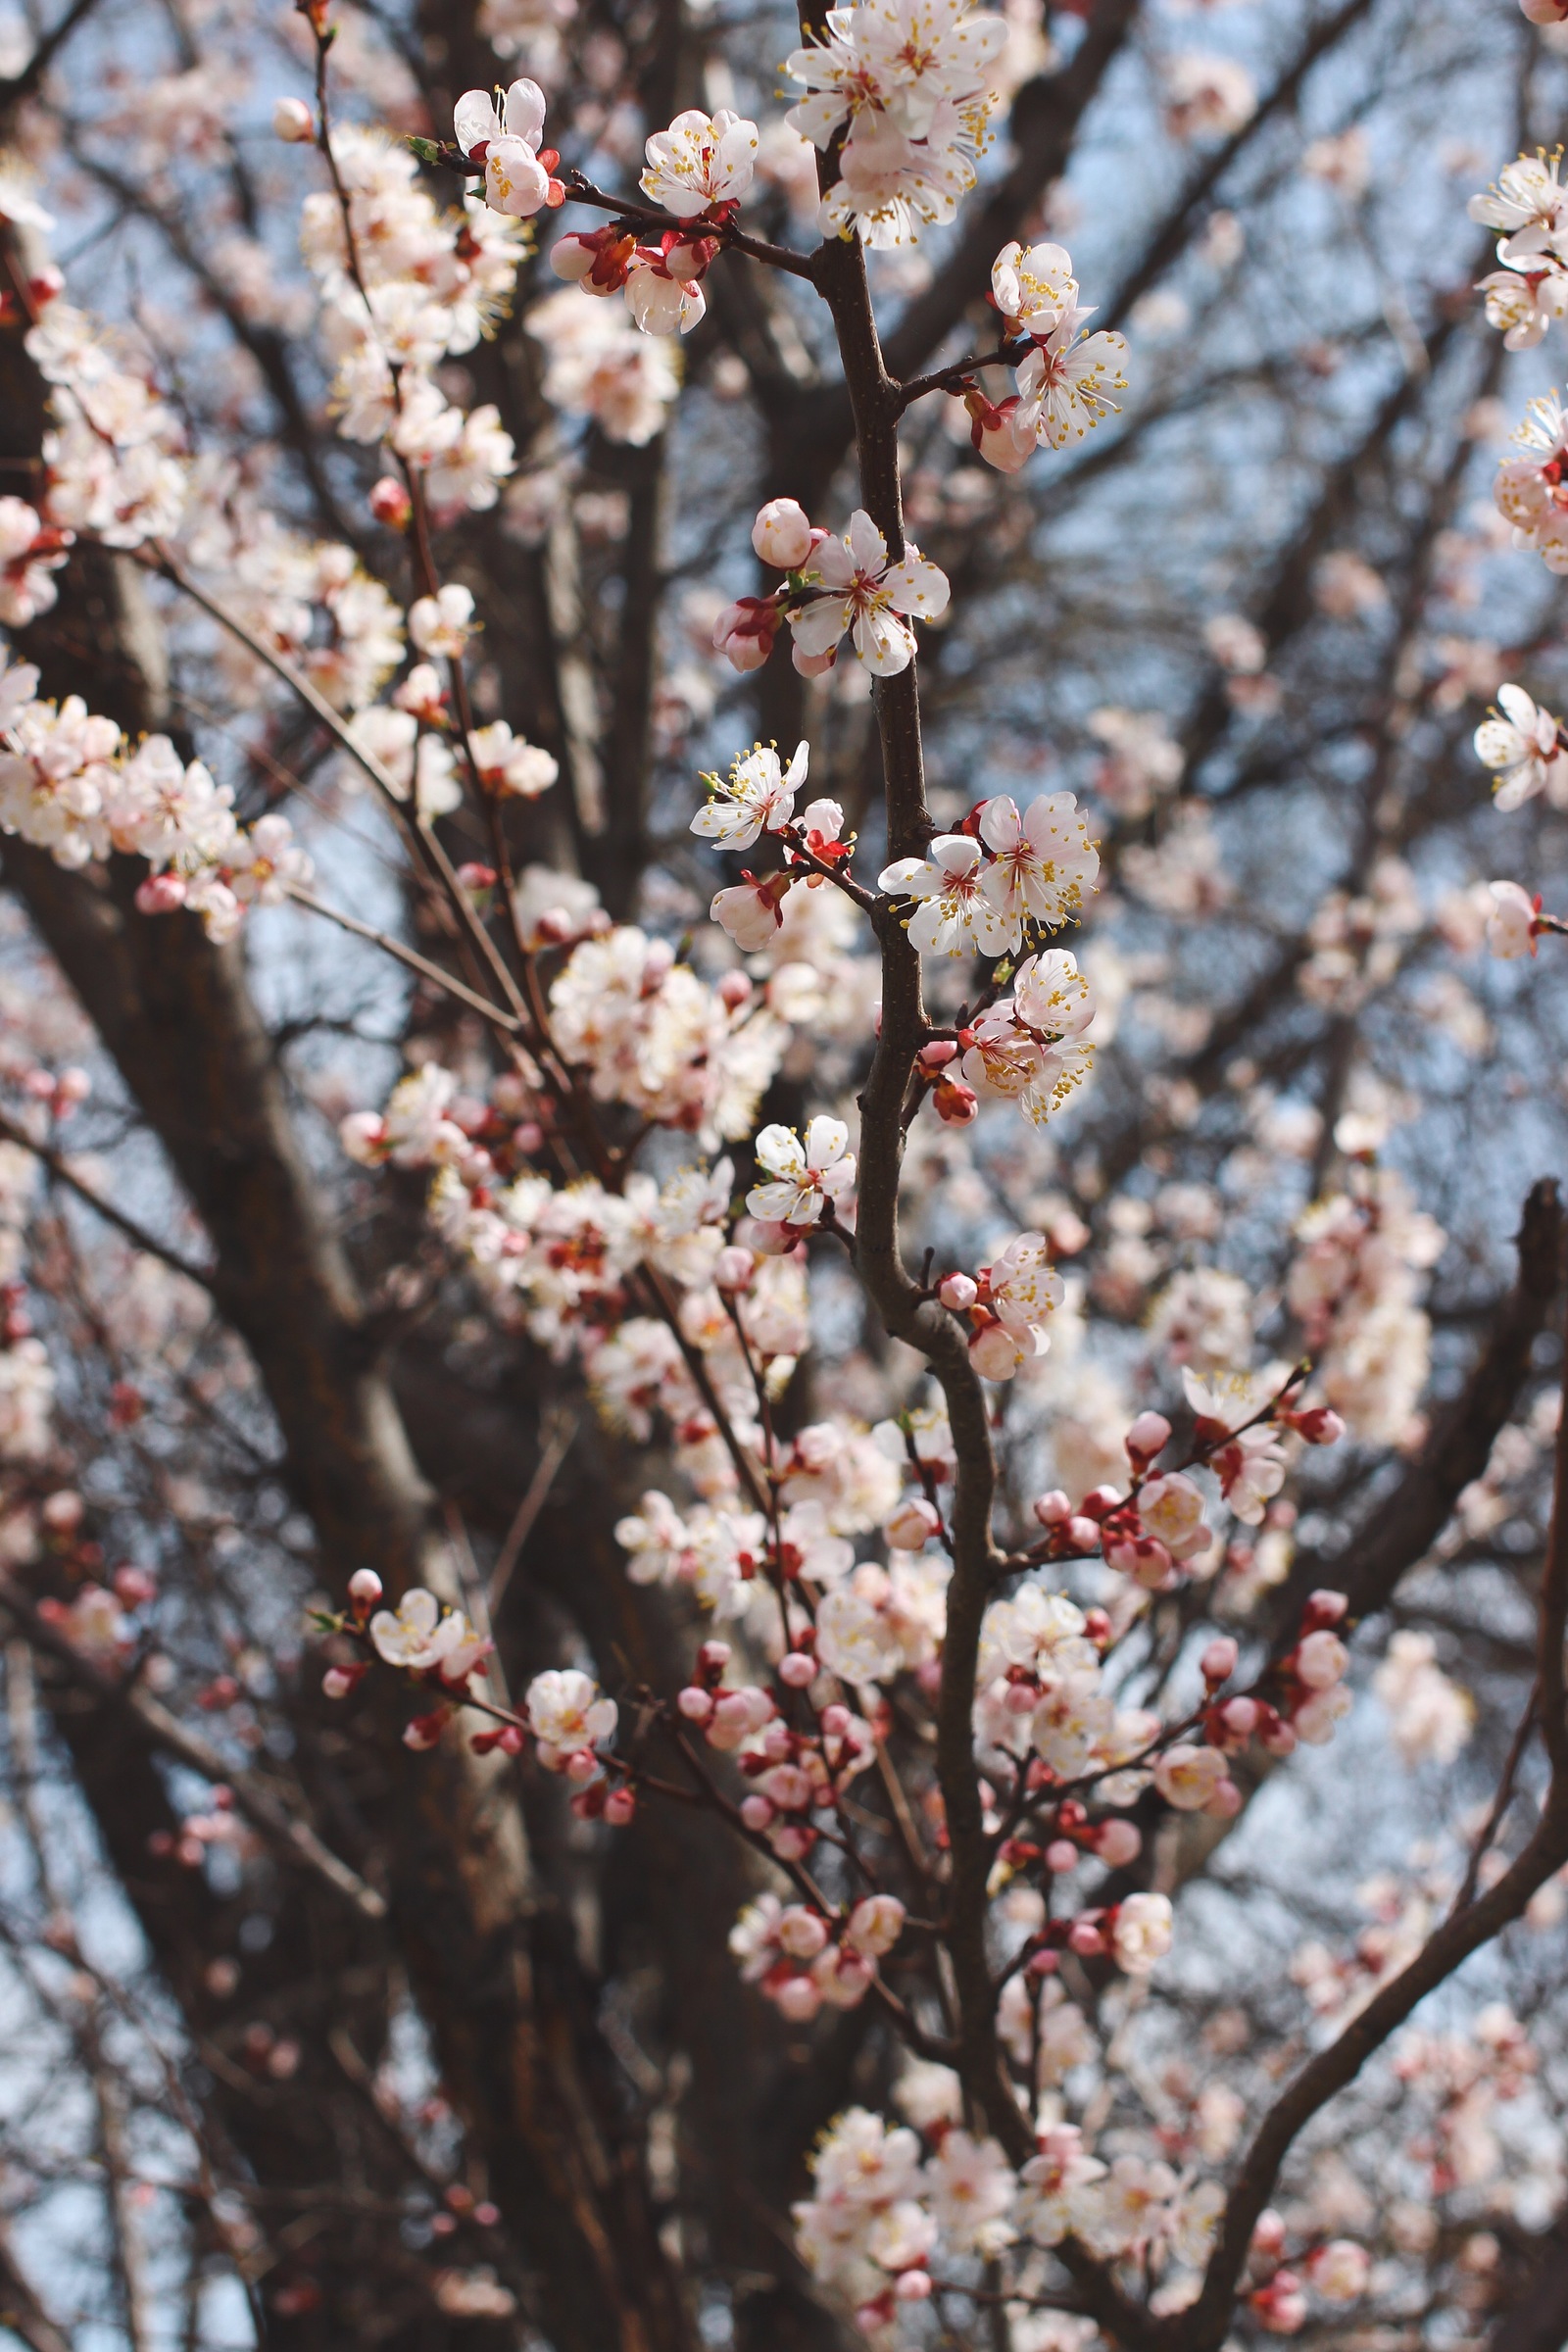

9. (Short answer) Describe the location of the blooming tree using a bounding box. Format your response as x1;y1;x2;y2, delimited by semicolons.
0;0;1561;2347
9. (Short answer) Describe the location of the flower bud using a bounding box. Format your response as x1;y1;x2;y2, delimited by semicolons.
348;1567;383;1607
895;2271;933;2302
778;1650;815;1689
773;1973;822;2022
937;1272;978;1311
740;1794;774;1831
1220;1695;1258;1738
713;1246;755;1293
1204;1775;1242;1818
1065;1516;1102;1553
368;474;412;529
273;95;315;141
932;1075;979;1125
820;1703;852;1737
321;1666;356;1699
1079;1487;1122;1520
1304;1588;1348;1625
752;497;814;569
884;1495;942;1551
564;1747;602;1785
676;1686;713;1723
1125;1410;1172;1464
1094;1818;1141;1866
1032;1489;1071;1526
604;1786;636;1826
716;969;753;1009
1289;1405;1345;1446
1296;1630;1348;1689
917;1039;957;1071
1067;1918;1105;1956
135;872;186;914
698;1641;732;1674
1045;1838;1078;1873
1200;1637;1239;1684
777;1905;829;1958
1251;2209;1287;2257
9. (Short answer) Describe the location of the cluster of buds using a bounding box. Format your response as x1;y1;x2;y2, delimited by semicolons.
1268;1589;1352;1746
729;1890;906;2021
997;1795;1142;1884
1013;1886;1173;1976
677;1641;873;1863
551;222;722;335
148;1785;249;1872
1246;2211;1371;2333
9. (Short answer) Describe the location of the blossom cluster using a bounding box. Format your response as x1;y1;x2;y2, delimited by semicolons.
303;117;523;509
0;649;311;936
785;0;1006;247
549;109;760;336
963;240;1129;472
714;502;950;679
1287;1166;1444;1445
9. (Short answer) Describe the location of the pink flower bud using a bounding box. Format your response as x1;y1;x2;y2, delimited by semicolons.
884;1495;942;1551
1065;1516;1102;1552
348;1568;383;1607
820;1703;851;1737
1046;1839;1078;1873
770;1822;815;1861
778;1906;829;1958
1004;1680;1038;1715
1200;1637;1239;1684
1203;1775;1242;1818
272;95;315;140
564;1747;602;1785
604;1786;636;1827
698;1641;732;1673
710;1693;752;1742
1220;1695;1258;1738
1067;1919;1105;1956
368;475;412;529
713;595;780;672
716;969;753;1008
1080;1487;1122;1520
1296;1630;1348;1690
1290;1405;1345;1446
895;2271;933;2302
713;1246;755;1293
1094;1818;1141;1866
1260;1718;1298;1757
135;872;186;915
676;1686;713;1723
773;1973;822;2022
1251;2210;1287;2257
778;1650;815;1689
938;1272;979;1310
752;497;815;569
321;1666;356;1699
1026;1946;1059;1977
1125;1410;1172;1464
1032;1489;1071;1526
917;1039;957;1071
740;1794;774;1830
1304;1589;1348;1625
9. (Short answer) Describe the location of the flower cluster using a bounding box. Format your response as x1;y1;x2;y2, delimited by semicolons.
715;501;951;679
549;109;759;336
0;653;311;935
729;1891;906;2021
303;118;524;507
1287;1167;1444;1445
938;1229;1063;1378
1470;151;1568;350
881;791;1099;959
785;0;1007;247
964;239;1129;471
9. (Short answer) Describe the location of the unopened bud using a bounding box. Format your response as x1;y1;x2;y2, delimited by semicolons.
368;474;412;529
714;1246;755;1293
273;95;315;141
1094;1818;1141;1866
752;497;814;569
604;1786;636;1826
1032;1489;1071;1526
938;1271;978;1311
676;1686;713;1723
1045;1838;1078;1873
348;1568;383;1607
716;969;753;1008
1125;1410;1172;1464
778;1651;815;1689
1200;1637;1239;1684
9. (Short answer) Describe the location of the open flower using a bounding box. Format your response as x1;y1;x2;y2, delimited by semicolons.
990;238;1078;337
466;720;559;798
692;740;808;849
1487;878;1540;959
525;1667;618;1767
747;1116;857;1225
454;80;560;219
641;109;759;216
370;1588;477;1674
1012;312;1128;448
1474;684;1568;808
786;509;949;678
978;791;1100;935
878;832;1014;956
